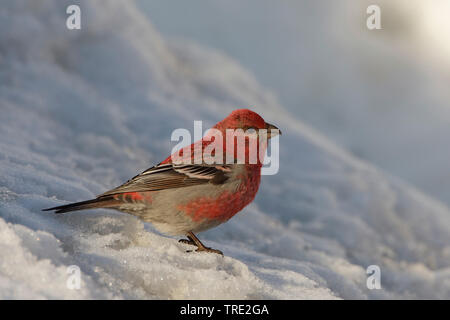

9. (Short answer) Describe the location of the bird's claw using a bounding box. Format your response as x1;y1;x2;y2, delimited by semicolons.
196;247;223;255
185;247;223;256
179;238;223;255
178;238;196;246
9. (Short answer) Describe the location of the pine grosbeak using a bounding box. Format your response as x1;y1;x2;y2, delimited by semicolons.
44;109;281;255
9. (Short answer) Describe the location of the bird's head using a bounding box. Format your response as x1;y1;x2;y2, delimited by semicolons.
213;109;281;138
168;109;281;166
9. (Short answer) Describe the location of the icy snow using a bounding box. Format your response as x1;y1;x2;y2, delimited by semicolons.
0;0;450;299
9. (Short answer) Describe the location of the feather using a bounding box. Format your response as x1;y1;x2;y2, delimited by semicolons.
42;196;118;214
98;163;232;197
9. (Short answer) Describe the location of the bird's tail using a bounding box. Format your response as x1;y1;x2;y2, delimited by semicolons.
42;196;118;214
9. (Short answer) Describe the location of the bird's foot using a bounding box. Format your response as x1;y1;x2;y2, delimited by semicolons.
194;246;223;255
178;238;196;246
179;234;223;255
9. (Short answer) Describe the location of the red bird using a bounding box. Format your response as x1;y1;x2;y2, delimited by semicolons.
44;109;281;255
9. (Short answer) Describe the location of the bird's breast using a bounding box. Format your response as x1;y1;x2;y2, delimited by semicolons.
176;165;261;223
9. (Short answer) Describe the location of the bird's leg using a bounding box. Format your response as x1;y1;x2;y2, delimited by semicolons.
181;231;223;255
178;235;196;246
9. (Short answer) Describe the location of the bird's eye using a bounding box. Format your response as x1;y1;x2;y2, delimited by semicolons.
245;126;258;134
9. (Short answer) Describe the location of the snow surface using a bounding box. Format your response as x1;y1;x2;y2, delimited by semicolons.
138;0;450;206
1;0;450;299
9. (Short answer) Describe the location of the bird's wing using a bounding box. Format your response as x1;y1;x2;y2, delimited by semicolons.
98;163;232;197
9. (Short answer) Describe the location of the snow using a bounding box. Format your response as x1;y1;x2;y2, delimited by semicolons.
1;0;450;299
137;0;450;207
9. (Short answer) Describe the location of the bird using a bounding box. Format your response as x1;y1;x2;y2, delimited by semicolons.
43;109;281;255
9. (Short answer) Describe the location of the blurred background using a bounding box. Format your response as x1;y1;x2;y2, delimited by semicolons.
138;0;450;206
2;0;450;299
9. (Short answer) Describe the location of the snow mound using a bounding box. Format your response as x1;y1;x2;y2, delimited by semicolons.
1;0;449;299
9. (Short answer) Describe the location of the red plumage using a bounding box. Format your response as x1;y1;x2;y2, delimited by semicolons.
43;109;281;255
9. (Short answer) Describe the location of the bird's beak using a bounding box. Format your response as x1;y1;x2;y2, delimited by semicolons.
265;122;282;138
